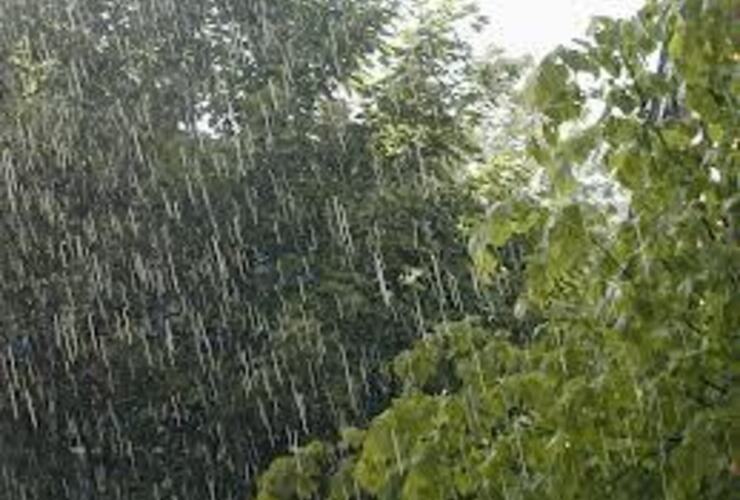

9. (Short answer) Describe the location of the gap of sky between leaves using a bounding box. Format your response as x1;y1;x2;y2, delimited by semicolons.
474;0;645;59
469;0;647;217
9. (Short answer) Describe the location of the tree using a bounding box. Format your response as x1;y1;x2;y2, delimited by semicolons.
257;0;739;498
0;0;515;498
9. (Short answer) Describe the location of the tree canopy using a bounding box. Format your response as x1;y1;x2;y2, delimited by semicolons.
0;0;737;499
256;0;739;498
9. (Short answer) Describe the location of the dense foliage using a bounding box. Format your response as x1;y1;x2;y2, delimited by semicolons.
256;0;739;498
0;0;521;498
0;0;737;499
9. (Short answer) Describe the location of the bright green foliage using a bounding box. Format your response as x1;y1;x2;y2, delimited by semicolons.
387;0;739;496
257;441;330;500
259;0;739;498
469;198;544;281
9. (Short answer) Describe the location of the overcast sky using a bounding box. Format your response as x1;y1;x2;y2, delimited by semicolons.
475;0;645;59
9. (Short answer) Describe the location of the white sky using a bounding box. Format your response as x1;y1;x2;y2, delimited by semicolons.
475;0;646;59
